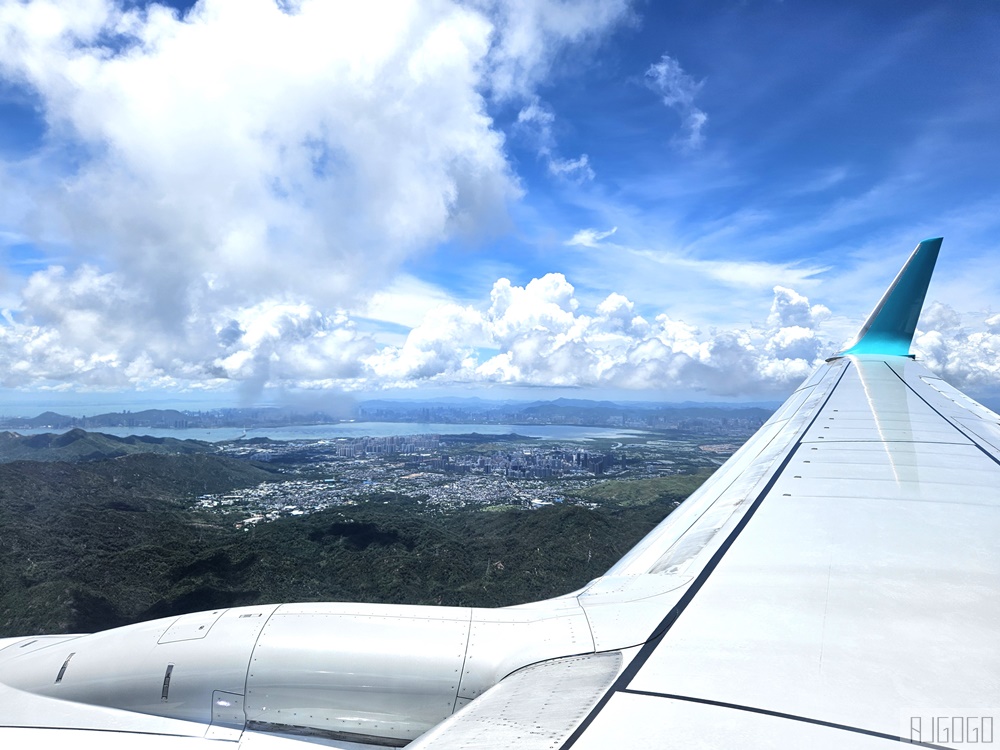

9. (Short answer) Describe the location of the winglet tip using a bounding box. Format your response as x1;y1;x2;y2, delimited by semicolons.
917;236;944;254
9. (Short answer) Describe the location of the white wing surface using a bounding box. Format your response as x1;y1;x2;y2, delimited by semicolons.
2;239;997;749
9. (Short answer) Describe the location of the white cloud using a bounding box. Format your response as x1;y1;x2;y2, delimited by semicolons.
0;0;632;317
516;98;595;181
365;273;838;395
623;247;828;295
3;260;1000;398
767;286;831;329
645;53;707;150
548;154;595;182
516;101;556;126
0;0;523;320
0;0;632;396
566;226;618;247
0;263;376;394
475;0;633;100
354;275;463;332
367;303;485;382
912;301;1000;393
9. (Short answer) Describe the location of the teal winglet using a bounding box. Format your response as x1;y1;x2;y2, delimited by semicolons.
840;237;942;357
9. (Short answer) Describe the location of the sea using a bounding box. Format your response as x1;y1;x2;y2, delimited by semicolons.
10;422;649;443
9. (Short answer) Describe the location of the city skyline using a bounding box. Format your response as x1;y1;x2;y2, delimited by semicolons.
1;1;999;409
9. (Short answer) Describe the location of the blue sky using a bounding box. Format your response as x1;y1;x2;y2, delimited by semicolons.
0;0;999;413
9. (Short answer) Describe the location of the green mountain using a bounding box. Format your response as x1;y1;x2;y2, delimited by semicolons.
0;453;281;635
0;454;695;637
0;428;214;463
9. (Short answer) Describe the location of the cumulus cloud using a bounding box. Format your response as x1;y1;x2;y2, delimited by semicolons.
0;0;520;318
4;259;1000;398
0;264;376;395
0;263;838;395
912;301;1000;392
767;285;831;329
367;303;485;382
0;0;632;396
645;53;707;150
365;273;838;395
0;0;631;302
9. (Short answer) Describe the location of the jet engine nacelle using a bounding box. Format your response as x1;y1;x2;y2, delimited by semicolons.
0;598;593;745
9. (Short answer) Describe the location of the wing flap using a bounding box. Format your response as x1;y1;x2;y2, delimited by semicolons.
409;651;626;750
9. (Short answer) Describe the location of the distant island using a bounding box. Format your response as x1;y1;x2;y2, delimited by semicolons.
0;397;776;432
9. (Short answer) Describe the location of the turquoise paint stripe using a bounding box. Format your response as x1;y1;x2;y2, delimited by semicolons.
841;237;943;357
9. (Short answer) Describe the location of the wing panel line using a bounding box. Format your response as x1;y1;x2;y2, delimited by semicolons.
883;361;1000;469
559;360;853;750
799;439;968;445
617;690;952;750
0;725;201;738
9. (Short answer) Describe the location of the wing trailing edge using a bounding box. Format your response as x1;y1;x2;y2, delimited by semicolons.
839;237;942;357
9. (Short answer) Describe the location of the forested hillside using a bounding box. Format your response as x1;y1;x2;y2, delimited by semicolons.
0;454;701;636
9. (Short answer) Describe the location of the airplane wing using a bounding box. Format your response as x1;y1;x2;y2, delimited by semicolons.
1;238;997;749
408;238;1000;749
